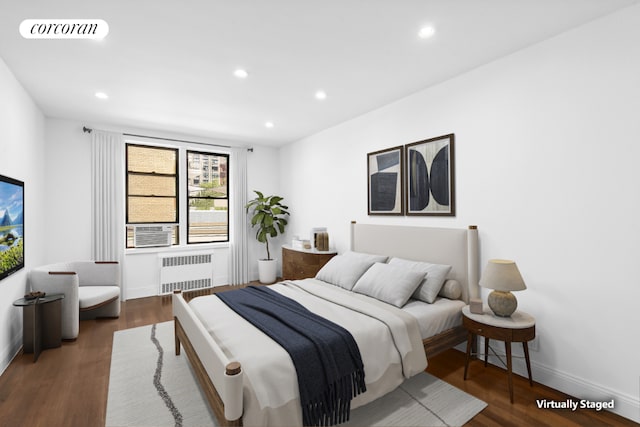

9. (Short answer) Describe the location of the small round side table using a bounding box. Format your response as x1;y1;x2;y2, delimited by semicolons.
462;305;535;403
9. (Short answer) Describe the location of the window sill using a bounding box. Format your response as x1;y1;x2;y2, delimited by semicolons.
125;241;230;255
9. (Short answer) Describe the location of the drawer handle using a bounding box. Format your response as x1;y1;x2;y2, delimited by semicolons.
477;328;483;333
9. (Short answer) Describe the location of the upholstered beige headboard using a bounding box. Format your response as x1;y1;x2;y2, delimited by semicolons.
350;222;479;303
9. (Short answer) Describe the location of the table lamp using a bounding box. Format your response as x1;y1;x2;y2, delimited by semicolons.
479;259;526;317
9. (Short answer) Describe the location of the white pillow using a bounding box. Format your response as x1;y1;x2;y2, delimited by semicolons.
315;255;375;290
388;258;452;303
438;279;462;300
352;262;425;307
342;251;388;264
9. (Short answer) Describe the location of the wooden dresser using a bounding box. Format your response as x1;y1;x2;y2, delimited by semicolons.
282;245;337;280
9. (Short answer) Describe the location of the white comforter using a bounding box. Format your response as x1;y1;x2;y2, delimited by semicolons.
188;279;427;426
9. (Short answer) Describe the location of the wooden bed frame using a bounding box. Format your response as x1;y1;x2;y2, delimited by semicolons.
173;223;480;426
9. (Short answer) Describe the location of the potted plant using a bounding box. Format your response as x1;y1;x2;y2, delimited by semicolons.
245;190;290;283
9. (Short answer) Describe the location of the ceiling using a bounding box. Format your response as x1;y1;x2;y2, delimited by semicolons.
0;0;637;146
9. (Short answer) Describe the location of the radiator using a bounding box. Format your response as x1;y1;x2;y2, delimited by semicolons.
158;251;214;295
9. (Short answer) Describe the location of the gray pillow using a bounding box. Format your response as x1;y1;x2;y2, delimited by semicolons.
315;255;374;290
352;262;425;307
438;279;462;300
388;258;452;303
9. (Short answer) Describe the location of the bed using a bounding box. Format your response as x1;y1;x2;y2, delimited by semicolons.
172;223;480;426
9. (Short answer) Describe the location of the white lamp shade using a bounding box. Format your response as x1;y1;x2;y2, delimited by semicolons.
479;259;526;292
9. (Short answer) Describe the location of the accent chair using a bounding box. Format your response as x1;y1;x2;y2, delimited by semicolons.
28;261;121;339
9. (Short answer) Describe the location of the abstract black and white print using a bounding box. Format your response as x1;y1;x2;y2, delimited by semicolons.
367;146;404;215
406;134;455;216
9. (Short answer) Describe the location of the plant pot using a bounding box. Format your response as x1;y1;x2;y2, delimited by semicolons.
258;259;277;284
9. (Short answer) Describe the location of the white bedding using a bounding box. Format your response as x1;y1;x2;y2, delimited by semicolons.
188;278;427;426
402;297;465;340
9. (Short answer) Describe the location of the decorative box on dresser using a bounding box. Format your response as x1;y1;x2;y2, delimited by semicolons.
282;245;337;280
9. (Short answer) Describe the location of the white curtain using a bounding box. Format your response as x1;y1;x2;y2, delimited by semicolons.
91;130;124;262
229;147;249;285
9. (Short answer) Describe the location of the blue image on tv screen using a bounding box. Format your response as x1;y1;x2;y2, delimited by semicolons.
0;174;24;281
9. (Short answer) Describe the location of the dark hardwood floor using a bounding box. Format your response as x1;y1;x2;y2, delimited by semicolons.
0;292;636;427
426;350;637;426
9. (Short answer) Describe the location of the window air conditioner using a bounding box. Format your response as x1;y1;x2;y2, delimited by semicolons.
133;225;172;248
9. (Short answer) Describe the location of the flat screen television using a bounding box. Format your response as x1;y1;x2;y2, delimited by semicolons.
0;174;24;281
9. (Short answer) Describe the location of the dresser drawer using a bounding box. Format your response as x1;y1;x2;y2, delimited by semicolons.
282;246;336;280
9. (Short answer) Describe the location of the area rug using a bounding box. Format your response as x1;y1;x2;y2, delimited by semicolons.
106;321;486;427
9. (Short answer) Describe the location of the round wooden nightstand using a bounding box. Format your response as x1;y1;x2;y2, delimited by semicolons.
462;305;535;403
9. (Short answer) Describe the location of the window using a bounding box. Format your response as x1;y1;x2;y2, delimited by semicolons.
187;150;229;243
126;144;179;247
125;143;230;248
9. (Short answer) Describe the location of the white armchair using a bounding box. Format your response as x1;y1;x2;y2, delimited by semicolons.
28;261;121;339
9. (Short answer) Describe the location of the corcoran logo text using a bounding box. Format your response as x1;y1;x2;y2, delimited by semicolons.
20;19;109;39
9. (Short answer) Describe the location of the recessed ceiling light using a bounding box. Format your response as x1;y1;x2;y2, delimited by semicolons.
234;69;249;79
265;121;274;128
418;26;435;39
315;90;327;100
95;91;109;99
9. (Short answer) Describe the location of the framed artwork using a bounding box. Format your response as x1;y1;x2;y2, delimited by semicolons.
367;146;404;215
405;134;455;216
0;174;25;281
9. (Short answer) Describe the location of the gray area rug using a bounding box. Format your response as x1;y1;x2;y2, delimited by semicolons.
106;321;486;427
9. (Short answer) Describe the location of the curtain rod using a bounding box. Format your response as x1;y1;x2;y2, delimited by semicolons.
82;126;253;152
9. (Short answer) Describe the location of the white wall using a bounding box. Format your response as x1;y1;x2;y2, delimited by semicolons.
246;145;285;276
43;120;92;262
280;6;640;422
43;118;282;298
0;57;46;374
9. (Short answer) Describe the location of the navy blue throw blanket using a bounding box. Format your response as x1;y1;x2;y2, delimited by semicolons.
216;286;366;426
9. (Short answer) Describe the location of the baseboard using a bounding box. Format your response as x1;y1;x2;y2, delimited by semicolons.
124;285;158;300
474;338;639;423
0;334;23;378
531;359;639;423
